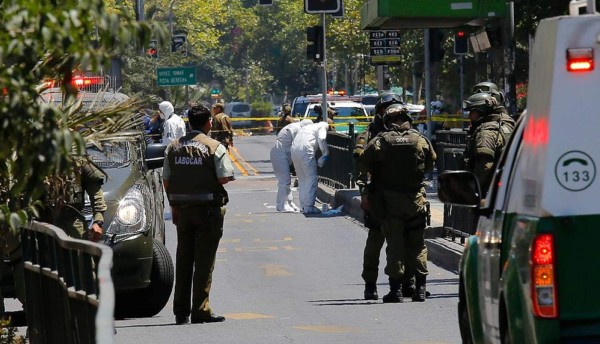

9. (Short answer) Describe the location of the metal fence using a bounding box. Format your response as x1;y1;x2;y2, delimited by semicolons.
22;221;114;344
318;124;356;189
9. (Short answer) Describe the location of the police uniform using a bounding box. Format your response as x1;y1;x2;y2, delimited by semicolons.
362;118;436;302
210;104;234;149
163;129;234;323
53;156;107;239
275;104;298;134
464;108;515;194
353;119;386;299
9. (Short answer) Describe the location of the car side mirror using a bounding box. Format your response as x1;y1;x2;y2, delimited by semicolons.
437;171;481;207
146;143;167;170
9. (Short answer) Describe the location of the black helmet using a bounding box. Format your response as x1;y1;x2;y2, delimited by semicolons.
374;93;404;115
463;92;498;115
472;81;505;104
383;103;411;129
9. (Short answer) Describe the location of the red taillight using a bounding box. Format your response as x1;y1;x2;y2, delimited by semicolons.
531;233;558;318
567;48;594;72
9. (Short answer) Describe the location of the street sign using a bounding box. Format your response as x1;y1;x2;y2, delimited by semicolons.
369;30;402;65
157;67;196;86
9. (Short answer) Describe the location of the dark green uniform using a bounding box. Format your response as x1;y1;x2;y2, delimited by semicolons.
464;111;515;194
362;121;436;300
53;156;107;239
164;130;233;322
353;121;386;286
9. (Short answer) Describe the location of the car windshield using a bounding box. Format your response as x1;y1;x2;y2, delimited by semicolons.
360;96;378;106
307;106;367;122
87;142;131;169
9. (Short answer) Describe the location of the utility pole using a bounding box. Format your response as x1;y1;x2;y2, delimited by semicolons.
321;13;328;115
424;29;432;140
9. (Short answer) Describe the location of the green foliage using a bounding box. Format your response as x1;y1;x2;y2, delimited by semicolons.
0;317;26;343
0;0;160;231
250;101;273;117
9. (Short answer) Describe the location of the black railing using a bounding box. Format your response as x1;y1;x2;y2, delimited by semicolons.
318;124;356;189
22;221;114;344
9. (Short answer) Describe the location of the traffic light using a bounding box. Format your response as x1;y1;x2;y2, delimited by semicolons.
171;34;187;55
258;0;273;5
304;0;340;14
147;39;158;59
306;25;323;62
454;30;469;55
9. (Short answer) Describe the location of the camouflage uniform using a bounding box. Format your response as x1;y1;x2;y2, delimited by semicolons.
53;156;107;239
362;118;436;302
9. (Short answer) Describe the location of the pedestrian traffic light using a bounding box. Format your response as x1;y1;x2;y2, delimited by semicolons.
304;0;340;14
454;30;469;55
171;34;187;55
147;39;158;59
306;25;323;62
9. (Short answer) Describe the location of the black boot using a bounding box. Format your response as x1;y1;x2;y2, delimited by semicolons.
382;279;403;303
402;278;415;298
364;283;378;300
413;276;426;302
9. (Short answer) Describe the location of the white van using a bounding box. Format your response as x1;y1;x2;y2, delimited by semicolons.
224;101;252;128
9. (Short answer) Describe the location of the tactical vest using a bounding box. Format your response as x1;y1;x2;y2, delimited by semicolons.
378;129;427;192
167;132;229;206
464;115;515;169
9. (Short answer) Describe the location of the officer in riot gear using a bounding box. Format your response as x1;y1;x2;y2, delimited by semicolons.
353;93;404;300
463;91;515;195
361;104;436;303
163;104;235;325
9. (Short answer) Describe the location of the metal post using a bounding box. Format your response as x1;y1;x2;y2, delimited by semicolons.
459;54;464;125
424;29;432;140
321;13;328;115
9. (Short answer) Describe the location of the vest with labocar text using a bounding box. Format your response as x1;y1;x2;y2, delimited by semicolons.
377;128;427;192
167;132;228;206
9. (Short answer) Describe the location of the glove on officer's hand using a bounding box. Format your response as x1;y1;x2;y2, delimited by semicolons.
317;155;329;168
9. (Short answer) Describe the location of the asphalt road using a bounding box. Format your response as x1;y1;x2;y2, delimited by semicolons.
6;133;462;343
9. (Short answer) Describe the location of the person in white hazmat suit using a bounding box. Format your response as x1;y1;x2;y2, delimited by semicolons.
270;119;313;212
159;100;186;146
290;121;330;214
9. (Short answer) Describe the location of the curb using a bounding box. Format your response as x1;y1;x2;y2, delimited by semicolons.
317;185;463;273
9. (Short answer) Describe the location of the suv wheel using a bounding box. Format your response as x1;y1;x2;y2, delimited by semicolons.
115;239;174;318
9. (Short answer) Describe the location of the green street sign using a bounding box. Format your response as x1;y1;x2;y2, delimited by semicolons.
157;66;196;86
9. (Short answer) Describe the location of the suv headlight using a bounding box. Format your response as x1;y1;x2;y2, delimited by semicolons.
106;184;149;239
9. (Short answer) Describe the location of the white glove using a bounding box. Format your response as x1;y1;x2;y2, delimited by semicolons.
317;155;329;168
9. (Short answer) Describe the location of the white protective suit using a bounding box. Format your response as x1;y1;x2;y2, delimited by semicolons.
290;122;330;214
159;101;186;146
270;119;312;212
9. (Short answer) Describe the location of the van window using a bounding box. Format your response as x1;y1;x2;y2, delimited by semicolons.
232;104;250;112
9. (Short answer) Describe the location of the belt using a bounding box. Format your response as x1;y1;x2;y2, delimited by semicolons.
169;193;218;202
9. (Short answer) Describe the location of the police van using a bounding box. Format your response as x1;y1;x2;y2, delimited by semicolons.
437;3;600;343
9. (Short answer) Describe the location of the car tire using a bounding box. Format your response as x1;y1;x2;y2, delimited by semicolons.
458;277;474;344
115;239;174;318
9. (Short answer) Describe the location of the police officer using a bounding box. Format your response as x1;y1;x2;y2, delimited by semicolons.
463;91;515;195
52;155;107;241
361;104;436;303
353;93;403;300
163;104;235;325
210;102;234;150
312;104;336;131
275;103;298;134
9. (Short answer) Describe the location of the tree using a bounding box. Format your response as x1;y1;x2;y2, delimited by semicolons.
0;0;165;231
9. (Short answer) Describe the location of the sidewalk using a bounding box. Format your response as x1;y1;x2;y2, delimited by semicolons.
316;184;464;273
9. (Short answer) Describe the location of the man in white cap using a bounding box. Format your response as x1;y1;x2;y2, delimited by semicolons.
160;100;186;145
